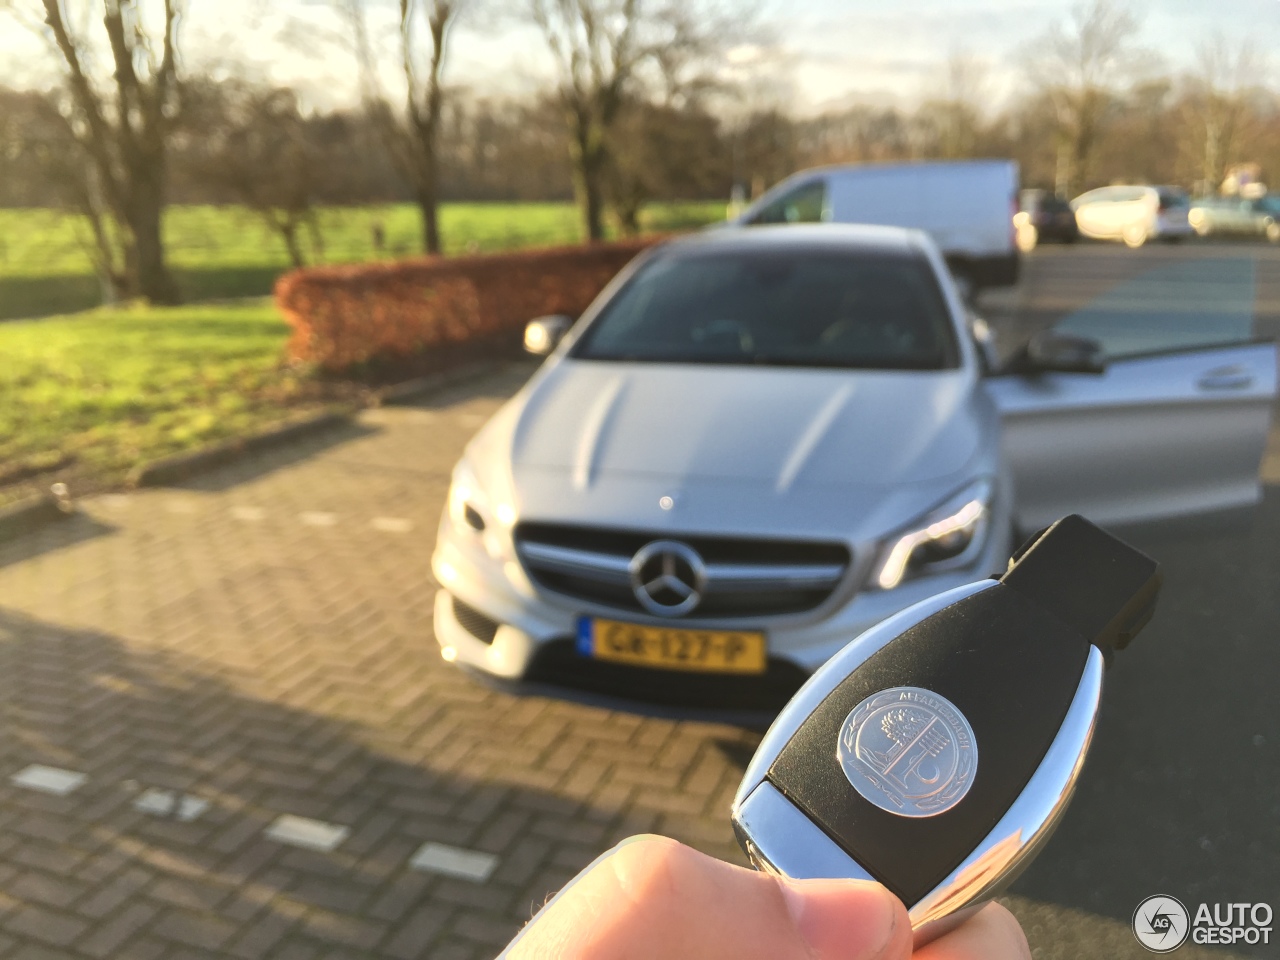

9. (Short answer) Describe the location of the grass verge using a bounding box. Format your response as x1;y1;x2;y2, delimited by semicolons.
0;299;360;507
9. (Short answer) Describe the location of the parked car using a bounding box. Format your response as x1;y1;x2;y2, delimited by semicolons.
1070;185;1194;247
729;160;1019;299
431;225;1275;708
1189;195;1280;242
1015;189;1079;251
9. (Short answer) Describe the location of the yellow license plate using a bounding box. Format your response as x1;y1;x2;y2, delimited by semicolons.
577;617;766;674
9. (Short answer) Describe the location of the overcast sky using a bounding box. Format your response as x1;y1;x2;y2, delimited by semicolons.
2;0;1277;114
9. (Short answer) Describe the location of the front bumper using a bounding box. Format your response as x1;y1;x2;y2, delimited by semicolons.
431;509;1011;694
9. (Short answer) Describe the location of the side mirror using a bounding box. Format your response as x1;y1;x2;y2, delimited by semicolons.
524;315;572;356
1021;331;1106;374
967;313;1000;375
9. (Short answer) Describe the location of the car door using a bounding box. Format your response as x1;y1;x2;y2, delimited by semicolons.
1071;189;1109;238
983;257;1276;532
1112;187;1148;237
1243;200;1266;235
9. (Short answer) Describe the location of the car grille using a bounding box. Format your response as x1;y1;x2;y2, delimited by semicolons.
452;596;499;644
514;522;851;619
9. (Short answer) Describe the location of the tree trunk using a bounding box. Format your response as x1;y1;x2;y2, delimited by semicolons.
565;106;608;243
1054;141;1072;198
576;162;607;242
124;178;180;304
1204;122;1221;192
418;182;441;255
279;219;306;269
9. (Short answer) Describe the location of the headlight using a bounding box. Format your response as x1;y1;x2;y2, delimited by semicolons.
868;479;993;590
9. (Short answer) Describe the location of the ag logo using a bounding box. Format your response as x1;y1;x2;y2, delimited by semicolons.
1133;895;1190;953
837;686;976;817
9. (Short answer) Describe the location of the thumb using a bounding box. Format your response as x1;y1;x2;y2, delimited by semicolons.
504;835;911;960
778;874;912;959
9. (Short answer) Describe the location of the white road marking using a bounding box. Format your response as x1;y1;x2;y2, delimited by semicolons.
300;512;338;527
372;517;413;533
264;814;350;852
11;765;87;796
132;788;210;822
178;795;210;821
409;842;498;882
230;506;266;521
133;788;175;815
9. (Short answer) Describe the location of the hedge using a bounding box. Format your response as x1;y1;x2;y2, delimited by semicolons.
274;237;664;372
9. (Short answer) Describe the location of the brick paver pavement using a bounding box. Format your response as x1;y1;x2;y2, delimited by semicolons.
0;364;762;960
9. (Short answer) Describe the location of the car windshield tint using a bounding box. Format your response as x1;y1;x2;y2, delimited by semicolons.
1158;189;1189;208
573;248;959;370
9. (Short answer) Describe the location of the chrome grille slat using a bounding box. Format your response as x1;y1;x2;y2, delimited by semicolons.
514;523;851;619
705;563;844;589
517;542;632;585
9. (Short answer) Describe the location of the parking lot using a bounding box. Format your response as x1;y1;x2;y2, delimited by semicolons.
0;242;1277;959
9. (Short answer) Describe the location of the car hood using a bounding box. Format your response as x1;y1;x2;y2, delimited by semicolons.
474;360;988;539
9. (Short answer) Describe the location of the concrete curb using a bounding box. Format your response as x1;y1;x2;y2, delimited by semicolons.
129;358;507;488
126;407;361;488
1;359;509;541
375;359;503;406
0;493;74;543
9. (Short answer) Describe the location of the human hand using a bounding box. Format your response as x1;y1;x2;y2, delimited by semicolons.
501;835;1030;960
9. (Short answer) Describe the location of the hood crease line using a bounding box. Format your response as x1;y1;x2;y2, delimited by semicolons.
776;383;855;493
572;375;628;491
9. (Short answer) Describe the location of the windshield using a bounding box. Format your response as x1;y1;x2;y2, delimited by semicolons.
573;248;960;370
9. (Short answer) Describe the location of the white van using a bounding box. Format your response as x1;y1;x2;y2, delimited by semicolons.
732;160;1020;294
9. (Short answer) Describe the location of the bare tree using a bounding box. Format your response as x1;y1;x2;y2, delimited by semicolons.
529;0;736;242
183;80;325;268
606;98;727;233
10;0;185;303
1183;33;1266;193
918;52;989;160
0;85;128;300
1026;0;1141;196
346;0;460;254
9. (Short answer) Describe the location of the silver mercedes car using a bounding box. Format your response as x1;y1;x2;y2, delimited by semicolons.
432;225;1274;707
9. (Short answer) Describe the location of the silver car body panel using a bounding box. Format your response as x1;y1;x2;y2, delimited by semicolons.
986;341;1276;532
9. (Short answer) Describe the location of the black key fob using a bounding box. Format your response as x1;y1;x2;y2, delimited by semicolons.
730;515;1161;946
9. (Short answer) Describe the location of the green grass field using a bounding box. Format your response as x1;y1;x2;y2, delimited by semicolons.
0;300;356;504
0;200;727;320
0;199;725;504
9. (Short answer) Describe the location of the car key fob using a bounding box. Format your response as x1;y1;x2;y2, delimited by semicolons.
730;514;1161;946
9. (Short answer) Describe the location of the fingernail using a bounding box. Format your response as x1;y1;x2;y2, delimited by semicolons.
779;878;901;959
614;834;662;849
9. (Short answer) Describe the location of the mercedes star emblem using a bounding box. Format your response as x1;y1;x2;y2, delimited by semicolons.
629;540;707;617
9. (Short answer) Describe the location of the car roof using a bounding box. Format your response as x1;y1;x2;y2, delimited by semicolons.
669;223;923;257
